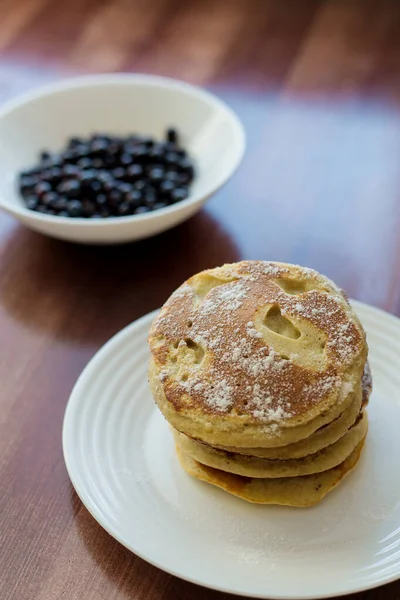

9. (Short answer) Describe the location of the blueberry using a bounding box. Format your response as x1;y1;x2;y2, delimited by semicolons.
91;134;112;145
49;155;63;168
96;171;113;184
178;158;195;180
130;145;148;160
148;146;165;161
161;141;177;153
159;180;175;195
39;169;53;182
95;194;108;207
102;180;116;193
148;167;164;183
67;200;83;217
19;176;37;195
170;187;189;203
179;172;192;185
77;158;92;170
108;189;122;207
25;196;39;210
63;164;80;177
112;167;126;180
53;197;68;211
62;150;79;163
42;192;58;206
68;137;84;148
90;140;108;155
166;128;178;144
144;188;156;207
134;206;150;215
40;151;51;162
120;153;133;166
58;210;69;217
164;152;180;165
117;182;132;195
82;199;96;217
57;179;81;198
133;180;146;192
73;144;91;158
91;158;104;169
37;205;48;213
117;202;131;216
47;167;63;183
122;145;136;156
125;190;142;207
88;181;102;196
126;164;143;180
106;143;120;158
153;201;168;211
35;181;52;196
79;170;97;186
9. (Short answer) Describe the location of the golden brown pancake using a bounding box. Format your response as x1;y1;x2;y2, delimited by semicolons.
173;410;367;478
149;261;367;448
176;438;366;507
206;362;371;460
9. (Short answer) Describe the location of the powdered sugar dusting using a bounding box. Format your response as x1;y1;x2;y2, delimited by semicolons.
248;382;292;421
171;283;192;300
181;377;234;412
246;321;263;339
327;322;357;361
205;379;234;411
202;282;247;313
263;264;286;277
304;374;340;396
158;369;169;382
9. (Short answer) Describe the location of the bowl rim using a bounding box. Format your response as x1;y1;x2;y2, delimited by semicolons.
0;73;246;228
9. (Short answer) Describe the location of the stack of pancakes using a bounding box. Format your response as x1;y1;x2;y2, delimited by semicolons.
148;261;371;507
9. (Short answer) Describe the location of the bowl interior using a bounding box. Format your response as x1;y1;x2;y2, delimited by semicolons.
0;77;244;212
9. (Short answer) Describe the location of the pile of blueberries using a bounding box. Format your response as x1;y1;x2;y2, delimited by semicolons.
18;128;195;218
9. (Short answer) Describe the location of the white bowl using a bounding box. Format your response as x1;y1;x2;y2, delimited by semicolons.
0;74;245;244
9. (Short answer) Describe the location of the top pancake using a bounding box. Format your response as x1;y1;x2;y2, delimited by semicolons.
148;261;368;448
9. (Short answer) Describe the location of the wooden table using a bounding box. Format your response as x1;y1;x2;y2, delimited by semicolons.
1;0;400;598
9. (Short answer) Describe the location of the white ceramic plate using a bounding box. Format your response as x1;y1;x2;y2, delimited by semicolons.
63;301;400;599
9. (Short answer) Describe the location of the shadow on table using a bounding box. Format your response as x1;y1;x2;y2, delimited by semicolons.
0;210;240;345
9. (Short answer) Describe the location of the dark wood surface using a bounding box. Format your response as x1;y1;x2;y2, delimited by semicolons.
1;0;400;598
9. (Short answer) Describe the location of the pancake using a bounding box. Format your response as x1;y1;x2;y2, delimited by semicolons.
149;356;360;448
210;363;370;460
173;410;368;478
148;261;367;448
149;261;368;448
176;438;366;507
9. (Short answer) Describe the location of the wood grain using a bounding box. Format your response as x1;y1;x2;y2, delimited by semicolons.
1;0;400;598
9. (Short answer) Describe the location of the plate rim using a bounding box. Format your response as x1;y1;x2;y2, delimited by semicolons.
62;301;400;600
